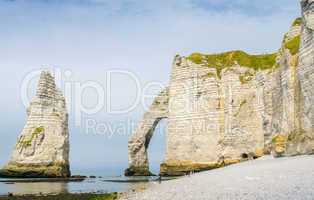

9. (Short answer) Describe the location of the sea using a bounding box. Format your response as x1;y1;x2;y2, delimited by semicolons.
0;177;153;196
0;166;164;196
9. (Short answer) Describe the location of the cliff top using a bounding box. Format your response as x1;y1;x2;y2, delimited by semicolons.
187;51;277;78
186;17;302;78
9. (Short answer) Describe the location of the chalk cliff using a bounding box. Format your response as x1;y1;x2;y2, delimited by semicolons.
0;71;70;178
127;1;313;176
272;0;314;156
270;18;302;156
160;53;269;176
295;0;314;154
127;52;276;176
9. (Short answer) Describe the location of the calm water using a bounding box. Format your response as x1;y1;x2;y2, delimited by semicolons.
0;177;150;196
0;163;164;195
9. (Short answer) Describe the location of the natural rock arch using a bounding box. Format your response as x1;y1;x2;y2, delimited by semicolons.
125;1;314;176
125;88;169;176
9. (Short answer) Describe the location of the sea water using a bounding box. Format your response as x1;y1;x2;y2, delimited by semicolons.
0;177;151;196
0;167;161;196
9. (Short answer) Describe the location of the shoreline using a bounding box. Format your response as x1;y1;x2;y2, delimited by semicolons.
0;177;86;183
0;176;153;199
0;192;119;200
121;155;314;200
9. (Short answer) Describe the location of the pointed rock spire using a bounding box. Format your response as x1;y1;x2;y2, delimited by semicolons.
0;71;70;178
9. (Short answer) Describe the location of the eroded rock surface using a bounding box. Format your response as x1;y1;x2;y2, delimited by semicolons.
0;71;70;178
125;88;169;176
293;0;314;155
161;55;267;176
270;18;302;156
126;2;314;176
271;1;314;156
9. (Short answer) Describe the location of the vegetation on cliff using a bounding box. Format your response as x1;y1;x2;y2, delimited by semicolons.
18;126;44;148
187;18;302;79
280;17;301;57
239;71;254;84
187;51;277;78
284;35;301;55
292;17;302;26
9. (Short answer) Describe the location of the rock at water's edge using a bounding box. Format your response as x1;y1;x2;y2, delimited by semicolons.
0;71;70;178
124;166;154;176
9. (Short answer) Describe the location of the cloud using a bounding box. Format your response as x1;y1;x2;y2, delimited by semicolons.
1;0;299;17
193;0;295;16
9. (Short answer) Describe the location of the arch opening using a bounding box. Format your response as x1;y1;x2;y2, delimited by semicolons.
148;119;167;175
125;88;169;176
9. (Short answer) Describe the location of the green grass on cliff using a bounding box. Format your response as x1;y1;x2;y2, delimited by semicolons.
18;126;45;147
187;51;277;78
186;17;303;78
284;35;301;55
281;18;301;56
292;17;302;26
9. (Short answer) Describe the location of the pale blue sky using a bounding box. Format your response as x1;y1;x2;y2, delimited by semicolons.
0;0;300;175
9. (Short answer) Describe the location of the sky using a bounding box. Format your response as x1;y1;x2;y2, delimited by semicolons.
0;0;300;175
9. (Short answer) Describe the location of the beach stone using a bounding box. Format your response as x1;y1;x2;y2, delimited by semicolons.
0;71;70;178
121;156;314;200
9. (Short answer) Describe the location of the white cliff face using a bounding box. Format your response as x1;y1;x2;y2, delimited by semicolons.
220;67;265;161
302;0;314;30
271;1;314;156
126;3;313;176
0;71;70;178
160;56;266;176
270;21;302;156
164;56;224;174
127;54;270;176
256;70;277;154
294;0;314;154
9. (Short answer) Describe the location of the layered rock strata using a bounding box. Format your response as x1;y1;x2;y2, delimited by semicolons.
160;54;267;176
297;0;314;154
271;0;314;156
270;18;302;156
0;71;70;178
126;1;313;176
